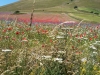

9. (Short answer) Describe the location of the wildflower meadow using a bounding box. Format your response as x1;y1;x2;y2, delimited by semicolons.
0;13;100;75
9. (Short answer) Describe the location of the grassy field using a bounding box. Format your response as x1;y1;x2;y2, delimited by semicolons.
0;20;100;75
0;0;100;75
68;12;100;23
0;0;100;23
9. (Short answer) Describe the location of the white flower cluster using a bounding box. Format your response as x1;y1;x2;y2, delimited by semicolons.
2;49;12;52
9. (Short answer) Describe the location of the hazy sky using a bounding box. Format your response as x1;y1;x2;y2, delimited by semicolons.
0;0;19;6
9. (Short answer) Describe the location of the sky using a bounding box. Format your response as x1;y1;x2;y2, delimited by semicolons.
0;0;19;6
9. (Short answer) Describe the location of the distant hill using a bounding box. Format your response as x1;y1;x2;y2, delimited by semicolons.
0;0;100;23
0;0;100;12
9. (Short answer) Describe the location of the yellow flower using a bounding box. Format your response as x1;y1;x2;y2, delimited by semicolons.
80;68;86;75
93;65;97;70
97;70;100;73
82;68;86;73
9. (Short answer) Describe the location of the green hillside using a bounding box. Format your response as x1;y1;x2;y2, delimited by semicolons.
0;0;100;23
0;0;100;12
0;0;68;11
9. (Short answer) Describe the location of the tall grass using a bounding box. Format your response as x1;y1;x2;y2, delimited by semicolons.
0;20;100;75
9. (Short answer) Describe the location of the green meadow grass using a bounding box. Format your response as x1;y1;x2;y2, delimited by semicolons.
69;12;100;23
0;20;100;75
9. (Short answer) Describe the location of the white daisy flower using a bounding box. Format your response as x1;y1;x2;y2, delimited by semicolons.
40;62;43;66
96;41;100;43
81;57;87;62
89;45;97;50
58;32;66;35
58;51;66;54
2;49;12;52
93;51;98;54
42;55;52;59
56;35;64;39
53;58;63;63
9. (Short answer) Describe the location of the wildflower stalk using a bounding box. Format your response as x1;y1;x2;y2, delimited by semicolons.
29;0;35;27
5;52;8;70
72;19;84;34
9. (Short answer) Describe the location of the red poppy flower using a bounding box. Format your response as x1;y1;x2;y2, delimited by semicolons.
80;34;83;38
7;27;13;31
26;28;32;31
72;46;74;49
16;31;20;35
89;37;92;41
2;29;7;33
41;30;48;34
75;34;78;37
12;37;16;41
83;32;86;36
42;44;46;47
9;45;14;49
50;39;53;43
37;28;43;33
75;51;82;55
94;35;98;39
22;32;24;35
22;38;28;42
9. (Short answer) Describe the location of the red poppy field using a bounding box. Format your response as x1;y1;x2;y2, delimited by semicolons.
0;12;100;75
0;12;77;24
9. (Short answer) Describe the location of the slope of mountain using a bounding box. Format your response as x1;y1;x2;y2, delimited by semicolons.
0;0;100;23
0;0;100;12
